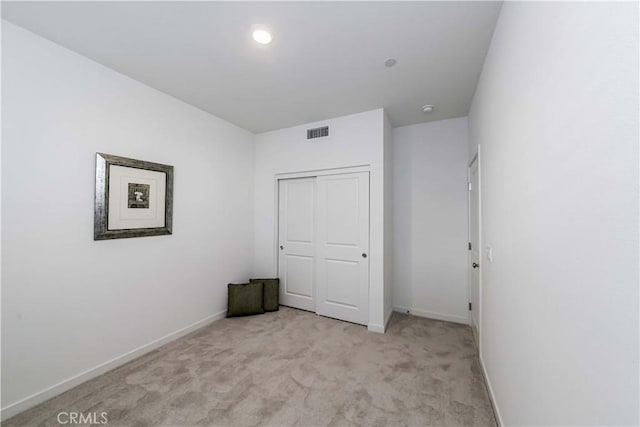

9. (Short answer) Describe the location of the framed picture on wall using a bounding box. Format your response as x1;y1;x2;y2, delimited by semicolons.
94;153;174;240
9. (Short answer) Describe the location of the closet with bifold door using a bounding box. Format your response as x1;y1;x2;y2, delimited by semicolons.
278;171;370;325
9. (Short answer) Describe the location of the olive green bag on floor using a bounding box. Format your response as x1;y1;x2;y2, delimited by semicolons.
227;282;265;317
250;278;280;312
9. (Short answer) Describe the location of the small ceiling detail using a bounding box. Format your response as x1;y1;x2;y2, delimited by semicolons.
2;1;502;133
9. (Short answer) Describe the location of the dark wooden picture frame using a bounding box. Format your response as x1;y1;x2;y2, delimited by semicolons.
94;153;174;240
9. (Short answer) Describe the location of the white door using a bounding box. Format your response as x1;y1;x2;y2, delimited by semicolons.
315;172;370;325
469;157;480;347
278;178;316;312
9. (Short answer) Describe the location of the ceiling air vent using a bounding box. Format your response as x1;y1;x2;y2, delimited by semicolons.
307;126;329;140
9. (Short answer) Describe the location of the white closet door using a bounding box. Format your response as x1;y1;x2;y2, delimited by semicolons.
278;178;316;312
315;172;370;325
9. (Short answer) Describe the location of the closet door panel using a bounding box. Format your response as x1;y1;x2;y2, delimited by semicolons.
278;178;316;312
316;172;370;325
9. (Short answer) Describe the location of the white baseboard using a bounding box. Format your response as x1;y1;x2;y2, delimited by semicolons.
0;310;227;421
384;309;393;329
368;308;394;334
367;322;385;333
479;353;503;426
393;305;468;325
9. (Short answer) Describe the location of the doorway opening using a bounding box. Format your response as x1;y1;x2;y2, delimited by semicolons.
468;147;481;349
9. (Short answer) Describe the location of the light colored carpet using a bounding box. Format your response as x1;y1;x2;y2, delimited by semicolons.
5;307;496;426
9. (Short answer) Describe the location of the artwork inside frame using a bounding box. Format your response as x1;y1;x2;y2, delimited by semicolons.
128;183;150;209
94;153;174;240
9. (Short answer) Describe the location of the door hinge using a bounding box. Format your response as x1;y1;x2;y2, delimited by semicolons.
468;182;472;191
468;242;472;250
468;302;472;311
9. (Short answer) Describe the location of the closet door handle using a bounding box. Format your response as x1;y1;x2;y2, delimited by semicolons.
472;262;479;268
280;245;284;250
362;253;367;258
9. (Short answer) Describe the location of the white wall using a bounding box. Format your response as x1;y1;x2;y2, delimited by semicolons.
253;109;389;331
1;21;255;418
468;2;639;425
392;117;469;324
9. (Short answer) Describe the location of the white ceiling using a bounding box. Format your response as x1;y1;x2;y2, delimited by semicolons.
2;1;502;133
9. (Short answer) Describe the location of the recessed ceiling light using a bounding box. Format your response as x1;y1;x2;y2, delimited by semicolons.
384;58;397;67
422;105;434;113
252;29;272;45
